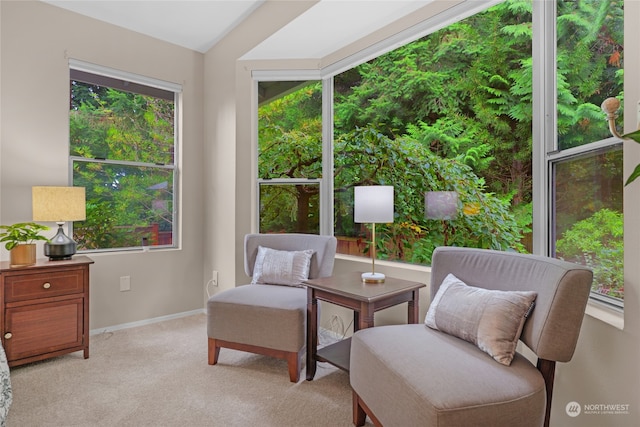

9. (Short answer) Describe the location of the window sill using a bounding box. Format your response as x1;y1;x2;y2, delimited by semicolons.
334;253;431;273
78;246;178;256
585;298;624;330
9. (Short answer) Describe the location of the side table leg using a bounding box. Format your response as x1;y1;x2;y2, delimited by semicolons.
359;303;374;329
407;289;420;324
306;291;318;380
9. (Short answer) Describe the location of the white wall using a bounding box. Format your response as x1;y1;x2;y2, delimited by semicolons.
0;1;205;329
203;0;319;291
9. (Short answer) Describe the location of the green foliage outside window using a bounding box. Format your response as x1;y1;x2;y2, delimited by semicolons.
258;0;624;302
70;79;175;250
556;209;623;299
333;126;524;263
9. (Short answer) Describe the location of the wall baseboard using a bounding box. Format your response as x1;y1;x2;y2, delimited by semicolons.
90;309;205;335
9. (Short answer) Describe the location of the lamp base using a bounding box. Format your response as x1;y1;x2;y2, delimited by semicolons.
44;224;77;261
362;272;385;284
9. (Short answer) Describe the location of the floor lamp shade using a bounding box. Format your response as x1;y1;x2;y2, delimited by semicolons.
354;186;394;283
32;186;86;261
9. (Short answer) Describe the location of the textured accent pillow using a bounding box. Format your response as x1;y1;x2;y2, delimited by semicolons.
251;246;314;287
425;273;537;366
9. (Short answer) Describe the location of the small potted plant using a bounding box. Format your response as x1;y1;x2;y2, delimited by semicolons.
0;222;50;267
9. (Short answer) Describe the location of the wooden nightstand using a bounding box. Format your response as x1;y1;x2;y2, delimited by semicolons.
0;256;93;367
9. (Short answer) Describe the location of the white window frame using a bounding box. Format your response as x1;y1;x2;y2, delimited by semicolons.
535;1;624;311
253;1;626;322
69;59;182;253
252;2;503;238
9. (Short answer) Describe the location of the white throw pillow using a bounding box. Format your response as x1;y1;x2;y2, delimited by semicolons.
251;246;314;287
425;273;537;366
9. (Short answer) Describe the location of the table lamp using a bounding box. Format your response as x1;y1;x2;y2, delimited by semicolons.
354;185;394;283
32;186;86;261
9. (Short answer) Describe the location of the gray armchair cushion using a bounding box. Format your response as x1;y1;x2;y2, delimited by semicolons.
425;273;537;365
208;284;306;352
244;233;336;280
351;324;546;426
250;246;314;287
429;247;592;362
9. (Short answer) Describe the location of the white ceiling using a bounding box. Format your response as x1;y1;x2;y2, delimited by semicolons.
42;0;433;59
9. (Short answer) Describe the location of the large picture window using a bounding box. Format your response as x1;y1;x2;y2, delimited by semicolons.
69;62;180;251
255;0;625;306
333;2;533;264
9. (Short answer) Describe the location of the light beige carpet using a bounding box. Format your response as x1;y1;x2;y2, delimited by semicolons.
7;313;372;426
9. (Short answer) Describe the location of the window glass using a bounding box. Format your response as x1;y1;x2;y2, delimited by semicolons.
257;80;322;233
69;69;177;250
556;0;624;150
552;147;623;303
552;0;624;305
258;181;320;234
333;1;533;264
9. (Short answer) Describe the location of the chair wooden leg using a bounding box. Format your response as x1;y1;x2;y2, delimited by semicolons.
286;350;301;383
353;390;367;426
208;338;220;365
537;358;556;427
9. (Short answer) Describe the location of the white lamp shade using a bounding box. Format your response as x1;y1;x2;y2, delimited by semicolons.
32;186;86;222
354;186;394;223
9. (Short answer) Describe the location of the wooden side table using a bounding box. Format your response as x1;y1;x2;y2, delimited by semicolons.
0;256;94;367
305;272;425;380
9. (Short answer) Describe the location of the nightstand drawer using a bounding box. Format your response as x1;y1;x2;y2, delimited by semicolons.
3;268;84;302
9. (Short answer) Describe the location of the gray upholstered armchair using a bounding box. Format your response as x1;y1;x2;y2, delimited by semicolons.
207;233;337;382
351;247;592;427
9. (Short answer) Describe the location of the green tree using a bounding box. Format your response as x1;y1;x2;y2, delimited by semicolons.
256;0;624;275
334;126;524;263
334;0;534;211
258;82;323;234
556;209;623;298
557;0;624;149
70;82;175;249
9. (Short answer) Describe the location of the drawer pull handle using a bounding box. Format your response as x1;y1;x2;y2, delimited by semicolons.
4;333;11;340
43;282;51;289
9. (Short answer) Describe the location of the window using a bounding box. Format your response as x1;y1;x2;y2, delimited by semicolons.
257;3;533;264
257;80;323;234
69;61;180;251
333;2;533;264
551;147;623;304
549;0;624;306
255;0;625;306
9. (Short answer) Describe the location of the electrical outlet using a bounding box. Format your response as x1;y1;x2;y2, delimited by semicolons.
212;270;218;287
120;276;131;292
